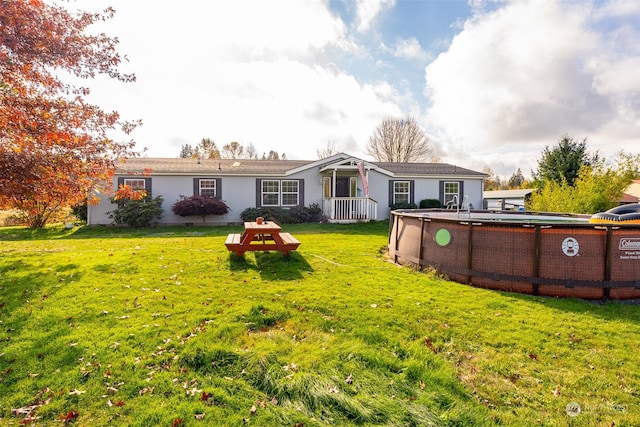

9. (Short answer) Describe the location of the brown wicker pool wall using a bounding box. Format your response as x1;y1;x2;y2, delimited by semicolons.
389;210;640;300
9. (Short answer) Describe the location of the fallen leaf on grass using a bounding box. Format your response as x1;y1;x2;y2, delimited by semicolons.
249;405;257;415
69;389;85;395
59;410;78;423
552;386;561;396
171;418;184;427
528;353;538;360
345;374;354;384
424;338;438;354
194;413;205;420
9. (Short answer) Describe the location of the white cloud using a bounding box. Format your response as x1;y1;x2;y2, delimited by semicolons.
392;37;426;60
355;0;396;32
67;0;406;160
424;0;640;177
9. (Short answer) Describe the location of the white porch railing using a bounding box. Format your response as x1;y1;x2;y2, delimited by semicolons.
322;197;378;222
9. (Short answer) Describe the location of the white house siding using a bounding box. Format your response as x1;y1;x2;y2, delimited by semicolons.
87;156;487;226
89;169;327;226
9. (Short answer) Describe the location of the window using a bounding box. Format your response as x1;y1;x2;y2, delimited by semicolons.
281;180;299;206
388;180;414;206
193;178;222;199
199;179;216;197
394;181;410;204
257;179;303;207
262;180;280;206
444;181;460;205
124;178;145;190
323;177;331;198
118;177;152;196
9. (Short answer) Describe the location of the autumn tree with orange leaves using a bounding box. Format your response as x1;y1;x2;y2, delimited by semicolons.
0;0;140;227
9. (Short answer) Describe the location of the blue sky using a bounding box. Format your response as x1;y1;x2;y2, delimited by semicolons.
73;0;640;179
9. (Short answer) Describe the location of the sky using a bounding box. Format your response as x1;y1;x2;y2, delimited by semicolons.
65;0;640;179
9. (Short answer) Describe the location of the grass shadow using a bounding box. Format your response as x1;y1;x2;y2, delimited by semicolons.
228;251;313;280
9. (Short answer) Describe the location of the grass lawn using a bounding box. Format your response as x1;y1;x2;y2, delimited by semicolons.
0;222;638;426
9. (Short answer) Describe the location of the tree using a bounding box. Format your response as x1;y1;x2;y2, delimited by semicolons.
263;150;281;160
528;151;640;214
221;141;244;159
483;167;505;191
245;143;259;159
179;144;196;158
1;0;140;227
316;140;339;159
171;195;229;223
365;116;434;162
198;138;221;159
533;135;598;187
508;168;527;189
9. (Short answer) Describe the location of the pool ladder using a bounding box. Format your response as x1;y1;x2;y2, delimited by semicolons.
449;195;471;218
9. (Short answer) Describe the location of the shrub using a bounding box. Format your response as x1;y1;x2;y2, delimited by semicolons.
419;199;441;208
391;202;418;210
171;195;230;223
71;201;88;222
240;203;323;224
108;196;164;227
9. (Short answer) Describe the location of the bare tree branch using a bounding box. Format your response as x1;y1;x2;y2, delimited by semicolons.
365;116;434;162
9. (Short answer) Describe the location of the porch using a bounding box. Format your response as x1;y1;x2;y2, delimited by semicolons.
322;197;378;223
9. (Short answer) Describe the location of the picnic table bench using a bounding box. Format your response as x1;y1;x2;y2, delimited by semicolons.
225;221;300;256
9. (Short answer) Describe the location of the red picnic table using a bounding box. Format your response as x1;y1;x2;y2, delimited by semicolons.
225;221;300;256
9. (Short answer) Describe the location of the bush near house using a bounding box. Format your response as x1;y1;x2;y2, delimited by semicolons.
391;201;418;210
419;198;442;208
108;195;164;227
240;203;322;224
171;195;230;223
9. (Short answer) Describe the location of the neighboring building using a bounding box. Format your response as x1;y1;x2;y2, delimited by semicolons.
87;153;487;225
621;179;640;204
483;189;536;211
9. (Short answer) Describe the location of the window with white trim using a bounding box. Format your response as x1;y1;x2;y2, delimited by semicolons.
124;178;146;190
281;180;299;206
199;179;216;197
444;181;460;205
393;181;410;204
261;180;280;206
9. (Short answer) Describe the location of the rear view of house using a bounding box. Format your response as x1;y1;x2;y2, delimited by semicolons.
87;153;486;225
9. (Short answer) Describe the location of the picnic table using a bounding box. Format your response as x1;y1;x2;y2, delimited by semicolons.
225;221;300;256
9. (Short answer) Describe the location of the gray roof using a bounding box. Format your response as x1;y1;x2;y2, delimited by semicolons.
117;157;312;175
483;189;536;199
116;156;486;177
371;162;486;176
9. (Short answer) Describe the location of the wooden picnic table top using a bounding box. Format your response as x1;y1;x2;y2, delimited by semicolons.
243;221;281;231
225;221;299;256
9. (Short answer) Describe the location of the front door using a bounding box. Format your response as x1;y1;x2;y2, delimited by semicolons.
335;177;350;197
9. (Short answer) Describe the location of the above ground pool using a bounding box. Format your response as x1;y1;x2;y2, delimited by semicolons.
388;209;640;300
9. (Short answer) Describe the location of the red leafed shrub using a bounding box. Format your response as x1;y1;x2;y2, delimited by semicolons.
171;196;230;223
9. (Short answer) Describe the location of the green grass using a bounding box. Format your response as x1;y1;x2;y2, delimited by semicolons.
0;222;639;426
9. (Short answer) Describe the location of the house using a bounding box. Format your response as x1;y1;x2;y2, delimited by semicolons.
87;153;487;225
621;180;640;204
482;189;536;211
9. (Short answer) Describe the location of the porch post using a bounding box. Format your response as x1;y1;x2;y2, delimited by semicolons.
332;169;337;220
